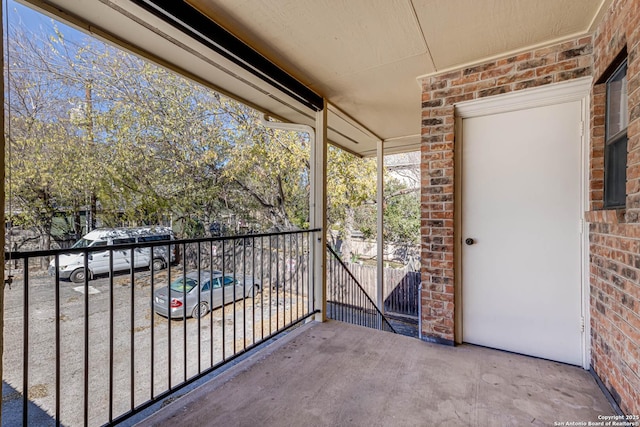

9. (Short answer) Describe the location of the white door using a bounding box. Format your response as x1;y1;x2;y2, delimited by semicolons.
461;100;583;366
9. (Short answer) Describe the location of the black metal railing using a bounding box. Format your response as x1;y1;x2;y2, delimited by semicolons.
2;229;320;426
326;245;396;333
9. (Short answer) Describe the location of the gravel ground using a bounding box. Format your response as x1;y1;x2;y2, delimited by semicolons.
2;265;310;426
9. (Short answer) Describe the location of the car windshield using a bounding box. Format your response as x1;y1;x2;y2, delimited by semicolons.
169;277;198;293
71;238;94;249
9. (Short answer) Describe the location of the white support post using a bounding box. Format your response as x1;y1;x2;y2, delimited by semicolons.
376;139;384;317
312;100;327;321
0;2;6;423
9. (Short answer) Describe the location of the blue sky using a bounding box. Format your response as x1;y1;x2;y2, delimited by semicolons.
5;0;80;39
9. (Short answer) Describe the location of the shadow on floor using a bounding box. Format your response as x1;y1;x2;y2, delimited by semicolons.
2;381;60;427
386;314;419;338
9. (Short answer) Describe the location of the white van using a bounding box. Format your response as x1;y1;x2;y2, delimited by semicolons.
49;226;175;283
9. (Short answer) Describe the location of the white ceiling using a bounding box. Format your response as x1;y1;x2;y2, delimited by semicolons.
23;0;612;156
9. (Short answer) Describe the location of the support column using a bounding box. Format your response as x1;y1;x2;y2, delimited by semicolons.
312;100;327;321
376;139;384;315
1;2;6;423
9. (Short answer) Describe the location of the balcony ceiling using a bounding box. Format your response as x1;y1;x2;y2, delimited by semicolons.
26;0;611;156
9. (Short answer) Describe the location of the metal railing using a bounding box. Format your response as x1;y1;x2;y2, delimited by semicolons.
326;245;396;333
3;229;320;426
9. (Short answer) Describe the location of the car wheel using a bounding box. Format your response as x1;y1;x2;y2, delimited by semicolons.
191;302;209;319
152;258;165;271
70;268;86;283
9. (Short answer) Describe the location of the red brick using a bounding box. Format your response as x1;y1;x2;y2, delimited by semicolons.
496;70;535;86
433;86;464;99
535;59;579;76
497;52;532;66
534;45;559;59
451;73;480;86
444;93;474;105
462;79;497;94
480;65;515;80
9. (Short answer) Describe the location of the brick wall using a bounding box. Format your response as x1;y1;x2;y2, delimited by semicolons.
587;212;640;414
419;0;640;415
588;0;640;415
420;36;593;345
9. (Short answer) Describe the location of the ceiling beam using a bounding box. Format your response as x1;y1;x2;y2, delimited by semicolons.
130;0;324;112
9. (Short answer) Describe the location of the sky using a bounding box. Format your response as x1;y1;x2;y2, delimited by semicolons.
4;0;83;42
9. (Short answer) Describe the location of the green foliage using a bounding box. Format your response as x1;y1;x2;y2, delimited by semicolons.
351;176;420;245
383;178;420;245
221;115;311;231
327;147;376;232
5;17;419;251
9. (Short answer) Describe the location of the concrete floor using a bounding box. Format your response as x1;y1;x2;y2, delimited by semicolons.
138;321;614;426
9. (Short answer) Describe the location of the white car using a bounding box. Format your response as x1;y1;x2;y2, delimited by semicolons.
49;226;175;282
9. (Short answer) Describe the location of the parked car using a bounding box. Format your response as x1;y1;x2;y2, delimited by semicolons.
153;270;261;319
49;226;175;283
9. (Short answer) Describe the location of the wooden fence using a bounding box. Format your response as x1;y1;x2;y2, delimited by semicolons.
344;263;420;318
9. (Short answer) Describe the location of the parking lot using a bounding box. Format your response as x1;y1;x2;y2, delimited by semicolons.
2;263;310;426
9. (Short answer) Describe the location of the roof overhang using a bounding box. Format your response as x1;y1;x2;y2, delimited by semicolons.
18;0;612;157
21;0;387;157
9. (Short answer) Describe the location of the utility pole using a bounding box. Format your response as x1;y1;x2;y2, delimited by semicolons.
85;82;97;231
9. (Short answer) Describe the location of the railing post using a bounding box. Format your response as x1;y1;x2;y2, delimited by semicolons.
312;99;327;321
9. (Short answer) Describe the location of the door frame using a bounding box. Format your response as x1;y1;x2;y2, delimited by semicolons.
453;77;592;369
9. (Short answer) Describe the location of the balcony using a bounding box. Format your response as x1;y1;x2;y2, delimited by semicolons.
3;0;639;421
139;320;614;426
2;231;616;426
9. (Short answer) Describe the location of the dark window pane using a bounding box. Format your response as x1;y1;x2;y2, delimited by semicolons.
604;59;628;208
139;235;171;242
604;135;627;208
113;238;135;244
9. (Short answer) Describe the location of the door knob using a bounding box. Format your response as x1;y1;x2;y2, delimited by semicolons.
465;238;475;245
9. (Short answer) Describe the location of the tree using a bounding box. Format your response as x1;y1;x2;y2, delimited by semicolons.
7;22;232;241
87;48;228;231
353;172;420;263
221;112;311;231
5;13;419;257
6;24;91;251
326;147;377;261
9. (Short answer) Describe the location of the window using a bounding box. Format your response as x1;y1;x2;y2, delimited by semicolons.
139;235;172;242
604;59;628;208
113;238;135;245
169;277;197;293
